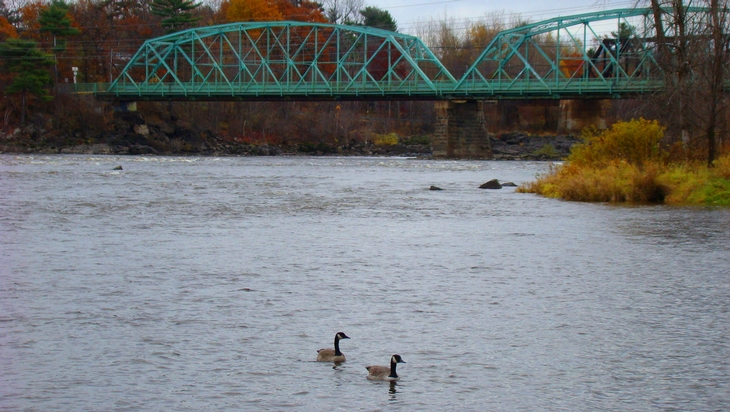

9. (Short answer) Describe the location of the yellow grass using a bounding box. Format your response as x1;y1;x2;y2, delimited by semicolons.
518;119;730;206
372;132;399;146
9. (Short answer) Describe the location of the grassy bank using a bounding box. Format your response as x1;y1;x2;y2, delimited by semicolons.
517;119;730;206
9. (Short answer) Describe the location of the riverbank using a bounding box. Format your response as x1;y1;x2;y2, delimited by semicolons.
0;108;579;160
0;124;579;160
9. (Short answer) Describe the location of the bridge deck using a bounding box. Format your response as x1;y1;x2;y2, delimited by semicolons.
79;79;664;101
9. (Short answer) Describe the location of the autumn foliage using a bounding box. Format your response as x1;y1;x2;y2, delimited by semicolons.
0;0;338;133
221;0;326;23
559;52;584;78
0;16;17;40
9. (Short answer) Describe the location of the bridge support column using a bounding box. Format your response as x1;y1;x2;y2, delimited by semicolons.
433;100;492;159
558;99;610;134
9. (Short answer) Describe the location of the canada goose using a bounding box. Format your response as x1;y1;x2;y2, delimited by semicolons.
316;332;350;362
366;354;406;381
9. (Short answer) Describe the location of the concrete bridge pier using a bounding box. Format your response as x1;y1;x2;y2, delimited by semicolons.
433;100;493;159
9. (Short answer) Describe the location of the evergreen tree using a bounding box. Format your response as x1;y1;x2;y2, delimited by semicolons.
359;6;397;31
39;0;80;53
610;22;634;42
39;0;80;125
151;0;201;34
0;39;55;124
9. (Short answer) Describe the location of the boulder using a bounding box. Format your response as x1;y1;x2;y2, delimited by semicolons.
133;124;150;136
429;185;444;191
479;179;502;189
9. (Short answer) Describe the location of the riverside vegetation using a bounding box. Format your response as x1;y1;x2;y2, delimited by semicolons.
517;119;730;206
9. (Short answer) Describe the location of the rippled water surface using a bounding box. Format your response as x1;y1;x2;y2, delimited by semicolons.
1;155;729;411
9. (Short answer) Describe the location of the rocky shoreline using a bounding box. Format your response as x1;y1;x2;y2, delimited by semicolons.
0;111;580;160
0;133;579;160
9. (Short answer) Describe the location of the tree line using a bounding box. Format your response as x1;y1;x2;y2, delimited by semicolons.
0;0;398;122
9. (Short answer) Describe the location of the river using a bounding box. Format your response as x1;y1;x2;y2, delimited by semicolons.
1;155;729;411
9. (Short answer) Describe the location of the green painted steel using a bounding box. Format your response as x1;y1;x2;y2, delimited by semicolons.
100;21;456;100
454;7;698;98
79;8;711;101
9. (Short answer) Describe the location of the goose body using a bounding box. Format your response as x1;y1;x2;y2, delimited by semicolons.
366;354;405;381
316;332;350;362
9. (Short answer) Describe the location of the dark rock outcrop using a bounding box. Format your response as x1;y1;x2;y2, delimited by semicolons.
490;132;579;160
479;179;502;189
0;108;578;159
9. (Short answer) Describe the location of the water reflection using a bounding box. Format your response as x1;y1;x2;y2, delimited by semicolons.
387;381;400;404
389;381;398;395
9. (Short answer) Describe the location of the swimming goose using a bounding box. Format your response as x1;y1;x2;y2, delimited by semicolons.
316;332;350;362
366;354;406;381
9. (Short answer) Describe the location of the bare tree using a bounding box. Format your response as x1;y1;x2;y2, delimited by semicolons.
646;0;730;164
698;0;730;164
322;0;363;24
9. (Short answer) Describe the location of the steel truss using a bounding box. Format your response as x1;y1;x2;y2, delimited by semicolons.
84;8;716;100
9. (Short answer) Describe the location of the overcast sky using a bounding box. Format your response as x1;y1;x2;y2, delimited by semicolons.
371;0;642;34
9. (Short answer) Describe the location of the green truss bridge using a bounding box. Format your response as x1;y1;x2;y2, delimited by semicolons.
77;8;699;101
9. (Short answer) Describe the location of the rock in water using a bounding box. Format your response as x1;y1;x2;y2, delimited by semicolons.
479;179;502;189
